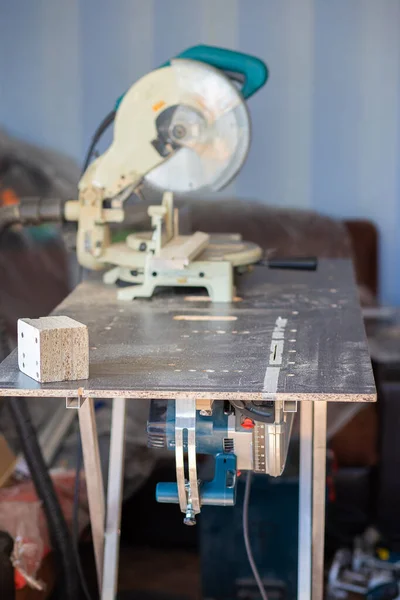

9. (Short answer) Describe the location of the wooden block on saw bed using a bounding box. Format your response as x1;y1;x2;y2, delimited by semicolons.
17;316;89;383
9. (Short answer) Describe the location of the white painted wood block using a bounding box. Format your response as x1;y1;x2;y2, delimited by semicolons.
18;316;89;383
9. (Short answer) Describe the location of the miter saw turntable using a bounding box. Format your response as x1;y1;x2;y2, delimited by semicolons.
63;45;267;301
102;191;262;301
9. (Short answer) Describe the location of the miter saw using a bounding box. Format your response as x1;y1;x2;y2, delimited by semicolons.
1;46;267;302
61;45;267;301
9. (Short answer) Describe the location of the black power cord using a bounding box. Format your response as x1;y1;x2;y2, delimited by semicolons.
243;472;268;600
81;110;116;175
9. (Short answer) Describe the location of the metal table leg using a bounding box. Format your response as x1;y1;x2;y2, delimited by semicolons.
298;402;313;600
78;397;105;590
297;401;327;600
101;397;127;600
312;401;327;600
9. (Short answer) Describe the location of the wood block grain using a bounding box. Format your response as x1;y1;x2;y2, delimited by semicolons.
17;316;89;383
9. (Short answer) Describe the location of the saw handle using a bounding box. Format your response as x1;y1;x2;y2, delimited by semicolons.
258;257;318;271
171;45;268;99
116;45;268;109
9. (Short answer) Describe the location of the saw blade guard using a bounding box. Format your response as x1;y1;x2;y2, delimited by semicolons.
145;58;251;194
79;58;252;199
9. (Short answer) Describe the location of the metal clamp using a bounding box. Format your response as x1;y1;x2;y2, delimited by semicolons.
252;400;296;477
66;391;85;409
175;397;200;525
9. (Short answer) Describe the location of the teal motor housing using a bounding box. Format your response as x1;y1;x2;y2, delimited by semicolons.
163;44;268;99
116;44;268;109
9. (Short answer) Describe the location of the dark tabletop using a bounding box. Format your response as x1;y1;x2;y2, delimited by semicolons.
0;259;376;402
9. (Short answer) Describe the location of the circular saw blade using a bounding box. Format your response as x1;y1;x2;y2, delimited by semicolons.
145;58;251;194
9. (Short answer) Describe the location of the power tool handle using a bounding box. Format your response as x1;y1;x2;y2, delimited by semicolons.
258;257;318;271
172;45;268;99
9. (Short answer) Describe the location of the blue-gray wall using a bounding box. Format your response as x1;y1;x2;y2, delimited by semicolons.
1;1;400;303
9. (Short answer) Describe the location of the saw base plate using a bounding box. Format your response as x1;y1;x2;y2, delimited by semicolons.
103;234;262;301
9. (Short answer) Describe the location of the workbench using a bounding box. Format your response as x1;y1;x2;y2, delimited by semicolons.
0;258;376;600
